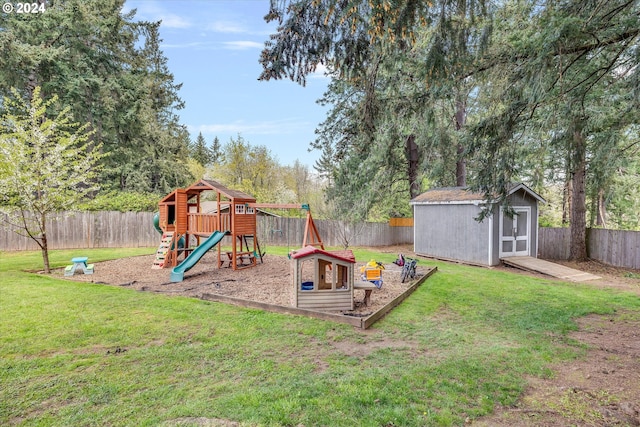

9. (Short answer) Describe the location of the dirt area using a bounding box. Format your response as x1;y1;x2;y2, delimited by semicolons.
478;258;640;426
57;249;426;316
59;248;640;426
473;310;640;426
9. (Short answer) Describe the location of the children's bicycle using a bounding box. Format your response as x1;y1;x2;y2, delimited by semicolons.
400;257;418;283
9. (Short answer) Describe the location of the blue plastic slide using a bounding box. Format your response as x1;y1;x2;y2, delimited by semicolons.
170;231;227;282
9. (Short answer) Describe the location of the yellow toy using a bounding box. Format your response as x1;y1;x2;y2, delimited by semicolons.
360;259;384;289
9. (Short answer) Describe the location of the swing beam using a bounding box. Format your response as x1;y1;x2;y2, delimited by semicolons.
251;203;324;250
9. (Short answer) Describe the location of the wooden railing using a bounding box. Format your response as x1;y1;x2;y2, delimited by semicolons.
187;213;230;235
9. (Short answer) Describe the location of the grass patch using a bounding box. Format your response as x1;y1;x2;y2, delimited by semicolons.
623;271;640;280
1;247;639;426
0;247;154;273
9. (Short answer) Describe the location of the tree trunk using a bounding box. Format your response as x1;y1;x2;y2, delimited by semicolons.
562;177;572;226
596;188;607;228
40;213;51;273
405;135;421;199
569;123;588;261
456;144;466;187
454;97;466;187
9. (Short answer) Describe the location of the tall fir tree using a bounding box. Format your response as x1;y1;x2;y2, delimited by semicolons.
0;0;193;194
190;132;214;166
211;136;223;164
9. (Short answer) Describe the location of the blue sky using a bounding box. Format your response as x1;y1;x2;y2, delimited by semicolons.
123;0;330;167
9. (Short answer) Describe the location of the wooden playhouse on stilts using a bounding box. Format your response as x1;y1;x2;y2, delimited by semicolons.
154;179;262;274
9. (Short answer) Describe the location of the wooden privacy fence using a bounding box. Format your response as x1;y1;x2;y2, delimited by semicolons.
3;212;637;269
257;216;413;249
539;227;640;269
1;211;414;251
0;211;159;250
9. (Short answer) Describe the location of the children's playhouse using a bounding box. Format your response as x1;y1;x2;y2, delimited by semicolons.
290;246;357;311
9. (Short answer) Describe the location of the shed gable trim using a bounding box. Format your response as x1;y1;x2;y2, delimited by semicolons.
507;183;546;204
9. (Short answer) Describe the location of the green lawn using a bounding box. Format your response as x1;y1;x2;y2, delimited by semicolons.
1;247;639;426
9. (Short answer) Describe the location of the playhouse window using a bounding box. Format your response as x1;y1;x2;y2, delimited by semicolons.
299;258;315;290
336;264;349;290
318;261;333;290
246;207;255;215
235;204;245;214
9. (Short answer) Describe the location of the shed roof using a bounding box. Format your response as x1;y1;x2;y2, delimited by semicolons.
411;187;483;204
290;245;356;264
186;179;255;201
410;183;545;205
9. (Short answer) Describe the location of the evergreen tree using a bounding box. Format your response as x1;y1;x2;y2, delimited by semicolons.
468;0;640;259
261;0;640;254
211;136;223;164
190;132;214;166
0;0;193;194
313;143;336;184
264;0;492;219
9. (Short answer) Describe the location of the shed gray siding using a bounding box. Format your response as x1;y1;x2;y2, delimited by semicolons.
489;209;500;265
414;204;492;265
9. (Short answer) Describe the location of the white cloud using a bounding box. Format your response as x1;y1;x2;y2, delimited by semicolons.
125;1;192;29
159;14;192;29
309;63;332;79
159;40;263;51
161;41;208;49
207;20;247;34
206;20;275;36
192;119;309;136
222;41;264;50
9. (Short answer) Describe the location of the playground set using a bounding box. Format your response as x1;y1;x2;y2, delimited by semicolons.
152;179;386;310
153;179;323;280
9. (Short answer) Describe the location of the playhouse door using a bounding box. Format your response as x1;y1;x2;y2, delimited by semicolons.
499;207;530;257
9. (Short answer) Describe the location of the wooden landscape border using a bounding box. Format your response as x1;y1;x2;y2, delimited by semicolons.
201;266;437;329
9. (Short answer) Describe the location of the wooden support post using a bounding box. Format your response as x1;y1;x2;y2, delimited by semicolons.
303;210;324;249
216;192;221;269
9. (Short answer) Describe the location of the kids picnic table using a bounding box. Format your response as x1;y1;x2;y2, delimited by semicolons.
64;257;94;276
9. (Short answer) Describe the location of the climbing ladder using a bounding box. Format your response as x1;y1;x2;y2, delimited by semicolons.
152;232;175;269
241;234;264;264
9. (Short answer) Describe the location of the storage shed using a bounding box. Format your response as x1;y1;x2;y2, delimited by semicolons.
410;183;545;266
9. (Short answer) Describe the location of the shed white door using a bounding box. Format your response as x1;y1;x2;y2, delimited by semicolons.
499;207;530;257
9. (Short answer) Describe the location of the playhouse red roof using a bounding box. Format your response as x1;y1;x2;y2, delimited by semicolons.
290;246;356;264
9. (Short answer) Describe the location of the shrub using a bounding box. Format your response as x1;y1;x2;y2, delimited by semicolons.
77;191;160;212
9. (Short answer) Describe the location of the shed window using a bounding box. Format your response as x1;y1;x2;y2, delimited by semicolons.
235;204;245;214
246;207;255;214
